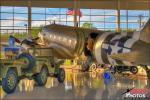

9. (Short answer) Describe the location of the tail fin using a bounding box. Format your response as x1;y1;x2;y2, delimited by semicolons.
140;18;150;44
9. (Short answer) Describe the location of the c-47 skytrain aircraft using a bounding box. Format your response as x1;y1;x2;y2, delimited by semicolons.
12;19;150;78
37;19;150;76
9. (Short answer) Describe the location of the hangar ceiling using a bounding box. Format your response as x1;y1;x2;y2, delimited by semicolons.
1;0;150;10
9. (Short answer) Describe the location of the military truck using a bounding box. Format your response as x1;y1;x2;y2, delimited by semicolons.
0;46;65;94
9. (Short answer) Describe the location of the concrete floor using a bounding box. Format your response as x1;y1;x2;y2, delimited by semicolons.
1;69;150;100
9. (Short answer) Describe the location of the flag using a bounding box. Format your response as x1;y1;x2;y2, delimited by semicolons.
67;8;82;17
67;8;74;15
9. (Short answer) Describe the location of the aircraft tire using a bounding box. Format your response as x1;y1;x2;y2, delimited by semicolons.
130;66;138;74
116;66;122;73
81;64;90;72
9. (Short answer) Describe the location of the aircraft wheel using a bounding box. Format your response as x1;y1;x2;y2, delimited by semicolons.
116;66;122;73
81;64;90;72
34;66;48;86
130;66;138;74
90;63;97;71
113;66;117;74
2;68;18;94
57;68;65;83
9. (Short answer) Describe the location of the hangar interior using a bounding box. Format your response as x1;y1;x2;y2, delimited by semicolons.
0;0;150;99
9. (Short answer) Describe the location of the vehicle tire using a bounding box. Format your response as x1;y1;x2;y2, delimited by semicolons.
130;66;138;74
34;66;48;86
2;68;18;94
57;68;65;83
16;53;35;72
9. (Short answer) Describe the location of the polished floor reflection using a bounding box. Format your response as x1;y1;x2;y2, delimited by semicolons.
1;69;150;100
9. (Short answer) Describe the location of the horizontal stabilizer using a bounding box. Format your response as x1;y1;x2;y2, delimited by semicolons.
110;51;150;65
110;52;137;63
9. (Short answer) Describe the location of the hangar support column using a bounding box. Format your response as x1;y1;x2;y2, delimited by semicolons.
74;0;78;27
28;0;32;37
117;0;121;32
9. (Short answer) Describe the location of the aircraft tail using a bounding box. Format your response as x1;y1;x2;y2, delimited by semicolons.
110;40;150;66
140;18;150;44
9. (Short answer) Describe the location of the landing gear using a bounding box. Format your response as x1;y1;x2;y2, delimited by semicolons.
81;63;97;72
130;66;138;74
2;68;18;94
81;64;90;72
90;63;97;71
114;66;138;74
81;56;93;72
114;66;123;74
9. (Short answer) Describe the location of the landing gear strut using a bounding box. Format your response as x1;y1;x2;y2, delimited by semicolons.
81;56;93;72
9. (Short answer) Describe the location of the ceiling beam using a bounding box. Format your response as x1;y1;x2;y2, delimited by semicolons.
1;0;150;10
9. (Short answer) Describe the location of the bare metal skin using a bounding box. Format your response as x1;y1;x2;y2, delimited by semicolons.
38;19;150;67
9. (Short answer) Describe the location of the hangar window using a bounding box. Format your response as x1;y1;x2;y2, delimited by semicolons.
92;22;104;29
14;7;27;13
0;6;149;36
105;16;117;23
91;9;104;15
104;10;116;15
80;9;117;31
1;20;13;26
1;6;13;12
0;6;28;36
105;23;117;29
120;10;150;31
66;22;74;26
80;16;90;21
32;7;45;14
32;14;45;21
14;14;28;21
46;8;60;15
81;9;90;15
91;16;104;22
1;13;13;19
